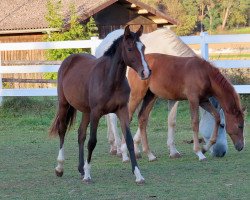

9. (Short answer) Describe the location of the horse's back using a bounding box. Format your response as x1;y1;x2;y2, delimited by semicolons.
144;54;211;99
58;53;97;112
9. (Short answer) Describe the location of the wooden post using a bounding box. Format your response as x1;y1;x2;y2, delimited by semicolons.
0;42;2;106
90;36;100;55
200;32;209;60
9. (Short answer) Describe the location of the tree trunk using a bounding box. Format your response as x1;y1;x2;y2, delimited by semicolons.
221;5;232;30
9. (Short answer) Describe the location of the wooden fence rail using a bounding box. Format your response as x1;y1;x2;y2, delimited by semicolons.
0;33;250;105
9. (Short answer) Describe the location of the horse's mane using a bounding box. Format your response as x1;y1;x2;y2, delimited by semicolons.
208;62;242;115
103;35;123;57
95;29;124;58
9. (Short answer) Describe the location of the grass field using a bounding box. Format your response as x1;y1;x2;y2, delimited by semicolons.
0;96;249;200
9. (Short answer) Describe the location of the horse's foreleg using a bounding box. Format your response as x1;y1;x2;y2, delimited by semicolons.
78;113;90;179
168;100;181;158
200;100;220;153
189;99;207;161
116;106;145;184
138;90;157;161
106;113;122;156
83;110;100;183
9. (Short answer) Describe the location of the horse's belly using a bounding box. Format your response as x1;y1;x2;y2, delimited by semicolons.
62;81;90;113
150;83;187;100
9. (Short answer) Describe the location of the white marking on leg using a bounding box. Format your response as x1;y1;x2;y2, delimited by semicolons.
147;152;157;161
110;113;122;155
83;160;91;181
195;151;207;161
121;143;129;162
134;128;142;156
134;166;145;183
136;42;150;78
168;101;181;158
55;146;64;172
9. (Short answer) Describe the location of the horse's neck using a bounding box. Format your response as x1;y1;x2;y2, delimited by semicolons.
210;68;237;113
107;52;127;88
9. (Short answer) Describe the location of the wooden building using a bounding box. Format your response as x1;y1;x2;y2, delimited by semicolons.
0;0;176;88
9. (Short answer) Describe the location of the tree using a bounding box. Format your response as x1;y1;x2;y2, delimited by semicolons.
44;0;98;79
44;0;98;61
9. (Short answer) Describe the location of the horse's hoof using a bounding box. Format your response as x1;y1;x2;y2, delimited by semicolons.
82;177;92;184
149;157;157;162
199;157;207;162
169;152;182;159
136;179;145;185
110;149;117;155
122;158;130;163
135;153;142;159
55;169;63;177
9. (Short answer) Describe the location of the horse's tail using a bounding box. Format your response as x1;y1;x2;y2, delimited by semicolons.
49;105;77;137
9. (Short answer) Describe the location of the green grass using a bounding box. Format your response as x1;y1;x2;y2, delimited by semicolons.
210;54;250;60
211;27;250;34
0;96;250;200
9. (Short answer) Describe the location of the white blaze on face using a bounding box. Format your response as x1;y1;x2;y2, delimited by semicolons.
136;41;150;78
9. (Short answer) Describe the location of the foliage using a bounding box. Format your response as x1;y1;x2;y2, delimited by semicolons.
44;0;98;79
141;0;249;35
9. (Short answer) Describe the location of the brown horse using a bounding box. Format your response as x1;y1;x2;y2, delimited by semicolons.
128;53;244;161
49;26;151;184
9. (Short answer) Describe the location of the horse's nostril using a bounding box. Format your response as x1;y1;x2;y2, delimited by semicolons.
141;70;145;79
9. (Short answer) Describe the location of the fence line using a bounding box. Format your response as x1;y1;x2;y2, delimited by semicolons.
0;33;250;105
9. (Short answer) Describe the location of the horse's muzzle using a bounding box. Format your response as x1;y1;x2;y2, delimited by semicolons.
140;69;151;80
234;140;244;151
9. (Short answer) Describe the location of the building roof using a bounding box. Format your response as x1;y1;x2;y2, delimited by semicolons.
0;0;176;34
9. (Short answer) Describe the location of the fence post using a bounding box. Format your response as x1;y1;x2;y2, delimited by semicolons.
0;42;2;106
90;36;100;55
200;32;209;60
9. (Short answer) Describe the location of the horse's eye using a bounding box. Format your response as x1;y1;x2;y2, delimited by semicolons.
127;48;132;52
238;124;244;129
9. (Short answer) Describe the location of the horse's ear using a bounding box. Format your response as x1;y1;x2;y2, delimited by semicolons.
136;25;143;37
124;25;131;39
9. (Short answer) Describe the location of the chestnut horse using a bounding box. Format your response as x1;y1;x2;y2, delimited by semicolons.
96;28;228;162
49;26;151;184
127;53;244;161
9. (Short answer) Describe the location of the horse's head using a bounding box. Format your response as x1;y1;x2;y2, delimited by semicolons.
122;25;151;80
224;108;245;151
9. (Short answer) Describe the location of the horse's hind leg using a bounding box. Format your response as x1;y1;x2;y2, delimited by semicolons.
83;109;101;183
55;102;70;177
106;113;122;156
168;100;181;158
137;90;157;162
199;100;220;153
116;106;145;184
78;113;90;179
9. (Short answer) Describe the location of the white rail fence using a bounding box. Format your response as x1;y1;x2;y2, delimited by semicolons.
0;33;250;105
